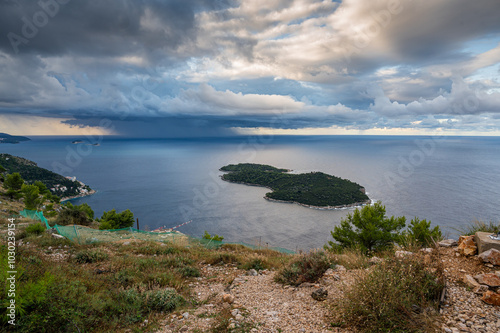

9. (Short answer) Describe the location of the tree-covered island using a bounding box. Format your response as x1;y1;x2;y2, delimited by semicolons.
220;163;370;208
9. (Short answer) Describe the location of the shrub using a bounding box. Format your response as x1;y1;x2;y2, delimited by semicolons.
401;217;442;248
56;207;93;226
275;251;331;286
74;249;109;264
203;231;224;241
25;223;45;236
99;209;134;230
334;255;444;332
240;257;270;271
142;288;184;311
176;266;201;278
21;184;42;210
325;202;406;253
454;220;500;236
206;252;240;265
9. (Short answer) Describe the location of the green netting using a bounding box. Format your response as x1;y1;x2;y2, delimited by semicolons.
19;209;50;229
19;210;295;254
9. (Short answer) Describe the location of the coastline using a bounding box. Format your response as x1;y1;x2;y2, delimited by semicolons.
220;176;371;210
61;189;96;202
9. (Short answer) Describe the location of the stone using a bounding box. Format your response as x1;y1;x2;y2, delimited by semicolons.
475;232;500;254
324;268;335;276
474;285;489;294
457;235;477;256
369;256;383;264
481;291;500;306
334;265;346;272
51;233;65;239
439;239;458;247
395;250;413;258
179;326;188;332
311;288;328;301
475;273;500;287
222;293;235;304
122;241;130;246
463;274;480;288
182;312;189;319
478;249;500;266
247;269;258;276
235;314;244;321
420;248;433;253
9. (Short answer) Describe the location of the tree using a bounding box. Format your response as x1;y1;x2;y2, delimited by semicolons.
56;207;92;226
21;184;42;210
4;172;24;191
202;231;224;242
0;165;6;173
34;181;51;195
64;202;94;220
324;202;406;253
403;217;442;247
99;209;134;230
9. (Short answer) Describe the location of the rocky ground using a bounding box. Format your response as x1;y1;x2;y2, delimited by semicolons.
155;246;500;333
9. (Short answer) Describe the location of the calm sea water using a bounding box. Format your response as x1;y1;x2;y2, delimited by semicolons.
2;135;500;250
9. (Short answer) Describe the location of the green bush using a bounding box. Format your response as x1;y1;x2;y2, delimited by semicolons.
325;202;406;253
25;223;45;236
74;249;109;264
203;231;224;241
56;207;93;226
275;251;331;286
176;266;201;278
334;256;444;332
240;257;269;271
402;217;442;247
142;288;185;311
99;209;134;230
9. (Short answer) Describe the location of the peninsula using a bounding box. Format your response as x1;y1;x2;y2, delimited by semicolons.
220;163;370;208
0;132;30;144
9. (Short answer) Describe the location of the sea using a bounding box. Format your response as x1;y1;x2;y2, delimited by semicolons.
2;135;500;251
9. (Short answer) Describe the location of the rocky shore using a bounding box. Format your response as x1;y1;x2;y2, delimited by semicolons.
61;189;96;202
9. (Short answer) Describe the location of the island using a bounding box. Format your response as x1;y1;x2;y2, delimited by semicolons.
0;153;95;200
0;132;30;144
220;163;370;209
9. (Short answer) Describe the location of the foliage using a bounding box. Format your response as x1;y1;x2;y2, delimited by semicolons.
21;184;42;210
3;172;24;191
64;202;94;220
402;217;443;247
25;223;45;236
454;220;500;236
0;153;91;198
275;251;332;286
334;255;444;332
220;163;369;207
98;209;134;230
325;202;406;253
0;164;6;173
74;249;109;264
56;206;93;226
203;230;224;241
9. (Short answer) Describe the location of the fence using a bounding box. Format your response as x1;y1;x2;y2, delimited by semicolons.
18;210;295;254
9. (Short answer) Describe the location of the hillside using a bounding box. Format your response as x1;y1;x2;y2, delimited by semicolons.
220;163;370;208
0;153;92;198
0;133;30;144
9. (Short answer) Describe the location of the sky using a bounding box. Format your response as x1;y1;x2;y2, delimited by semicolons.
0;0;499;137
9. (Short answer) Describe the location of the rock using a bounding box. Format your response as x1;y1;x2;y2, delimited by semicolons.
334;265;346;272
474;285;489;294
235;314;244;321
395;250;413;258
51;233;65;239
182;312;189;319
481;291;500;306
299;282;316;288
463;274;480;288
324;268;335;276
475;232;500;254
222;293;235;304
420;248;433;253
478;249;500;266
122;241;130;246
475;273;500;287
369;256;383;264
311;288;328;301
439;239;458;247
247;269;258;276
458;235;477;256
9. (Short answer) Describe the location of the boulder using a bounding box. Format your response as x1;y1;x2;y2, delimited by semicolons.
475;232;500;254
481;291;500;306
457;235;477;256
474;273;500;287
473;285;489;294
222;293;235;304
463;274;480;288
478;248;500;266
438;239;457;247
311;288;328;301
247;269;258;276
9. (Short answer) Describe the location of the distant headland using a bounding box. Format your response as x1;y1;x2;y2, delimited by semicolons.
220;163;370;209
0;133;30;144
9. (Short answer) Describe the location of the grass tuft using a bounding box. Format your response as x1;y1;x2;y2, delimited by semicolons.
275;251;332;286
